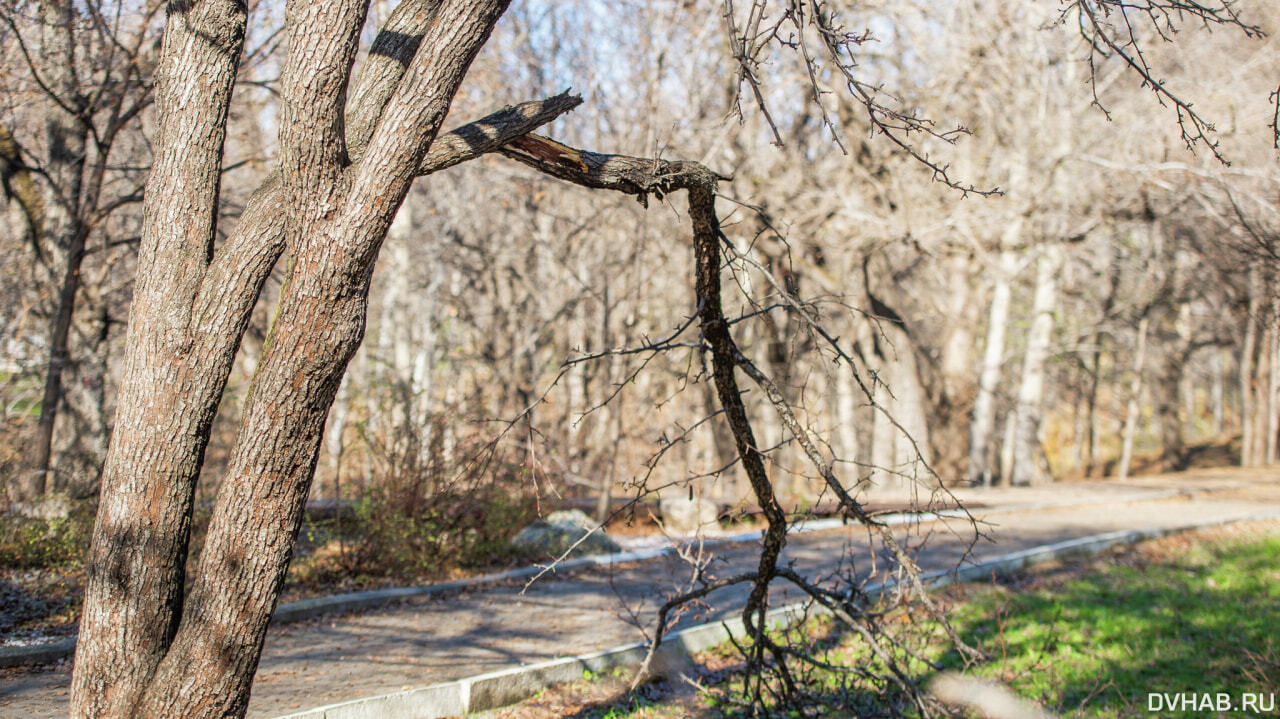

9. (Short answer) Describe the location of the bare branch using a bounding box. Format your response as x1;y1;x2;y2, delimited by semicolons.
1064;0;1265;164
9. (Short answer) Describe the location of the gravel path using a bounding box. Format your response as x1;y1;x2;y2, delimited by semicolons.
3;467;1277;718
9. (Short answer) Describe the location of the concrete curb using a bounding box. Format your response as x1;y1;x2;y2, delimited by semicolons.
270;510;1280;719
0;637;76;668
0;479;1261;669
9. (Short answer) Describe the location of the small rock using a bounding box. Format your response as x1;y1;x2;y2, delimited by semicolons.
658;497;721;536
8;495;71;520
512;509;620;557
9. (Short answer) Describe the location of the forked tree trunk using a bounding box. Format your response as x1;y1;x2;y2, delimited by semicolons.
71;2;518;716
71;2;253;713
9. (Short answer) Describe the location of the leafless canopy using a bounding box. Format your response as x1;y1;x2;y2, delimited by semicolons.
1063;0;1267;162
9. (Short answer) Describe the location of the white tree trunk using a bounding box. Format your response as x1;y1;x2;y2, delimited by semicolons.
969;241;1019;486
1009;243;1062;486
1240;268;1258;466
1266;315;1278;465
861;312;932;490
325;376;351;500
836;361;860;467
998;408;1016;485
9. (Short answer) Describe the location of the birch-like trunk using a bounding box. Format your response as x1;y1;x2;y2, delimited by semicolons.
968;241;1019;486
1240;268;1259;466
1266;315;1278;465
1008;243;1062;486
836;359;860;470
998;407;1016;485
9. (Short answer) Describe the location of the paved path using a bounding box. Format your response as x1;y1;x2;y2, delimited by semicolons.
3;467;1277;717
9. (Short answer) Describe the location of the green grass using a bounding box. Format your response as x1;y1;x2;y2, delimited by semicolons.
941;530;1280;716
517;524;1280;718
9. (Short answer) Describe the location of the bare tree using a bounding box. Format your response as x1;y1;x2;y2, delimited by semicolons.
53;0;1273;717
69;2;577;713
1;0;159;499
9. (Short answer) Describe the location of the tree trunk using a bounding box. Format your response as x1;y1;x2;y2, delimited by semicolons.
51;299;112;496
71;2;252;714
1177;302;1195;438
326;375;351;500
1117;314;1150;480
1083;249;1123;477
26;0;89;499
1211;346;1225;436
1266;315;1278;465
1156;354;1186;471
969;242;1018;486
862;294;932;490
72;2;516;715
929;253;978;482
1081;334;1105;477
836;359;860;471
1240;268;1258;466
998;407;1016;486
1009;243;1062;486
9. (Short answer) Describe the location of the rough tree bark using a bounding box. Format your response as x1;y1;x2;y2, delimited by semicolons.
72;0;251;710
70;1;594;713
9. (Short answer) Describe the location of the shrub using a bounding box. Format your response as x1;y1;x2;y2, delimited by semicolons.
339;470;540;577
0;509;92;570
